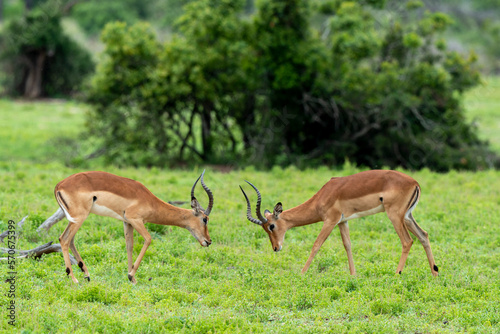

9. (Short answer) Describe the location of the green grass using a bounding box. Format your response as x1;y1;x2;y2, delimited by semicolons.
0;99;87;163
464;76;500;153
1;163;500;333
0;79;499;333
0;99;102;167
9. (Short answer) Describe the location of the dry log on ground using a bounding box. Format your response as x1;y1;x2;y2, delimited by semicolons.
0;216;27;242
0;241;77;264
36;208;65;233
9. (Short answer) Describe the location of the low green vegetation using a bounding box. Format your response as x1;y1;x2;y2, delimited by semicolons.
0;99;105;168
1;162;499;333
0;87;499;332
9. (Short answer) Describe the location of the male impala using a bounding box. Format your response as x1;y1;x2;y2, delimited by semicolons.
240;170;438;276
52;170;214;284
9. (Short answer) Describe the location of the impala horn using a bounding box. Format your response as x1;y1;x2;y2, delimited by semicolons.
201;171;214;216
239;181;268;225
191;169;214;216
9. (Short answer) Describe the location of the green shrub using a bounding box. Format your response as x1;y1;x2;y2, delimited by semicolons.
84;0;497;171
72;284;122;304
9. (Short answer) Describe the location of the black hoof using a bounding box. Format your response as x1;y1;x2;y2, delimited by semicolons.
84;276;90;282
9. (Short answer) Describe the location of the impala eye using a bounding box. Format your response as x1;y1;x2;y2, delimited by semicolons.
269;224;275;231
203;217;208;224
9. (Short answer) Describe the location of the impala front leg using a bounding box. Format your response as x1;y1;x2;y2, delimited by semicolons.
338;222;356;275
125;219;151;284
123;221;135;283
301;213;342;274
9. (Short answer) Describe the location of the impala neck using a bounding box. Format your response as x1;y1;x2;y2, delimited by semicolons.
281;195;321;229
146;200;194;228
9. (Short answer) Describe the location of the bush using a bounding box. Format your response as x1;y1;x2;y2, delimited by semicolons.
71;0;145;35
85;0;251;167
84;0;497;171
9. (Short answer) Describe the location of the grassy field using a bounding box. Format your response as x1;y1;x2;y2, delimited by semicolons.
0;99;91;164
0;79;499;333
465;76;500;153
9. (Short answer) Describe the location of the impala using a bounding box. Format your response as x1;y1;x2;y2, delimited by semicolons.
240;170;438;276
52;170;214;284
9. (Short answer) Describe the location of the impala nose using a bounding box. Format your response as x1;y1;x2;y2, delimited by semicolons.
274;247;278;252
205;239;212;246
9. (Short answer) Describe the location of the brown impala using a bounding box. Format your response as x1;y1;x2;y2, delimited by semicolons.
52;170;214;284
240;170;438;276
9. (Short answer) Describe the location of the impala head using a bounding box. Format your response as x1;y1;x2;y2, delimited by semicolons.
189;170;214;247
240;181;287;252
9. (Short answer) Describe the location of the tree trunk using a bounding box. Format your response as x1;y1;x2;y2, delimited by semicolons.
0;0;3;22
25;0;33;12
240;94;256;150
200;103;213;159
24;51;46;99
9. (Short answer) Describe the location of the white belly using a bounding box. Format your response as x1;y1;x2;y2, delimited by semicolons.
90;202;123;220
342;204;385;222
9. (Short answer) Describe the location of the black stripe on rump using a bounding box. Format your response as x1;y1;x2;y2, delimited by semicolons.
57;191;70;210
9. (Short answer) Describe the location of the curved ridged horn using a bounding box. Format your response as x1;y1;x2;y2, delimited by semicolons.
201;171;214;216
239;186;263;225
244;180;268;224
190;170;213;216
190;172;202;200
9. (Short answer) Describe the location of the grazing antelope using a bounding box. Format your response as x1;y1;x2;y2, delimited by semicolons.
52;170;214;284
240;170;438;276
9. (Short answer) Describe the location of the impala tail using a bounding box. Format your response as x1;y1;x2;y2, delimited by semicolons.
404;186;420;220
55;190;77;223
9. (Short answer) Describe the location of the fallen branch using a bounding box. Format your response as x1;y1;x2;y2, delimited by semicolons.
36;208;65;233
0;216;28;242
0;241;77;265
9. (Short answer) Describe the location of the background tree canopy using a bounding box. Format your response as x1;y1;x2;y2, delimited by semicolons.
84;0;498;171
0;0;93;98
0;0;498;170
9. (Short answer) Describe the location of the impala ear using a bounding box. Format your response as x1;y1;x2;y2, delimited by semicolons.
264;209;271;215
273;202;283;218
191;197;202;214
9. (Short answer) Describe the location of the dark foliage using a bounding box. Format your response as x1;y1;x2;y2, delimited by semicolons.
84;0;498;170
0;0;93;98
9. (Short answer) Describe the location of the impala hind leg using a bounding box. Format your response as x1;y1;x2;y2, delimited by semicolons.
123;221;136;284
60;219;86;283
405;213;438;276
301;212;343;274
124;219;151;284
386;211;414;275
69;236;90;281
338;222;356;275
